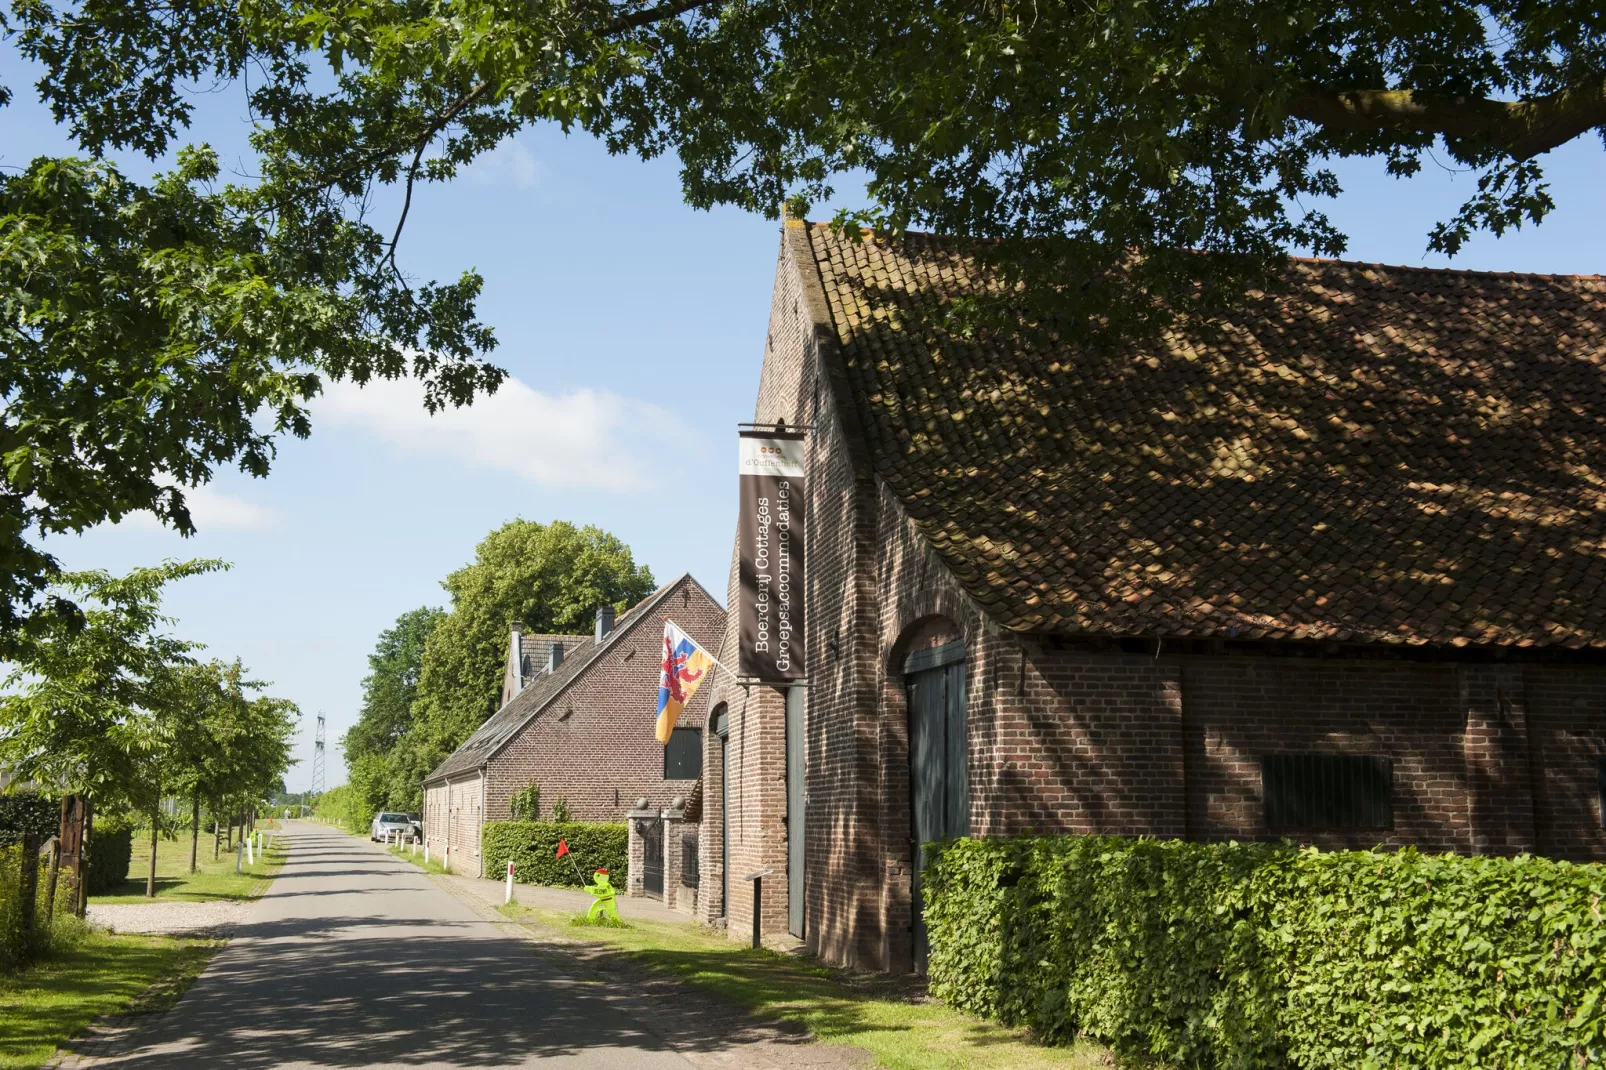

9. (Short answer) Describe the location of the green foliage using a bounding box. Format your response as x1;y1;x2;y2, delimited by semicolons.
6;0;1597;466
549;797;571;823
312;784;367;834
341;607;443;818
0;120;501;633
84;818;134;898
405;520;654;774
0;561;221;810
509;783;541;822
0;795;58;849
925;836;1606;1069
482;822;627;889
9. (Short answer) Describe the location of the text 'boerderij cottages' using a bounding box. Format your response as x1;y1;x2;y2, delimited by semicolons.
423;574;724;878
693;218;1606;973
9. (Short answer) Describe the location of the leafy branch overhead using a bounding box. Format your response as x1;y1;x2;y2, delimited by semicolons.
4;0;1603;620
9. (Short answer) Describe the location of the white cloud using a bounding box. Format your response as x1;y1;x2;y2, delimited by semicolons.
118;484;280;534
465;138;542;190
313;374;702;492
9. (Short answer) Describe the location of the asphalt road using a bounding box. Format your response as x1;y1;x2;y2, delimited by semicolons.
80;821;740;1069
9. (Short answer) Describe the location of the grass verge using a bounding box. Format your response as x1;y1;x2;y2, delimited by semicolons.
0;923;220;1069
94;828;288;904
496;901;1111;1070
388;843;452;875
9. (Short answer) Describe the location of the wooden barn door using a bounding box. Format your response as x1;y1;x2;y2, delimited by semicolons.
905;640;968;973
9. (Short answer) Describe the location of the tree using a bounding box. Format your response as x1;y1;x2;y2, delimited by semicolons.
341;606;441;819
404;520;655;788
0;561;223;813
0;153;500;638
7;2;1602;365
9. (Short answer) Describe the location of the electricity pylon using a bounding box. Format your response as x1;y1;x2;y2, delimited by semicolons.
311;713;327;796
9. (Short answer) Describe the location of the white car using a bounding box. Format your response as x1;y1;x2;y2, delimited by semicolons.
370;812;412;842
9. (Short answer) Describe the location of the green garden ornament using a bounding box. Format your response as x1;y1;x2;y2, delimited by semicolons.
585;868;619;922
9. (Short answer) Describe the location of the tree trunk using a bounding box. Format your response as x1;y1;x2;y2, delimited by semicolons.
190;795;201;873
213;805;222;861
146;800;159;898
77;797;93;916
43;836;61;921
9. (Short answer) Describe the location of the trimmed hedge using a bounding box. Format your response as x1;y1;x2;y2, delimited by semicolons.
481;821;627;888
0;795;59;849
925;836;1606;1069
85;816;134;896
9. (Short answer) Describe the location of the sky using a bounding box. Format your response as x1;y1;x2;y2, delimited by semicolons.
4;52;1602;792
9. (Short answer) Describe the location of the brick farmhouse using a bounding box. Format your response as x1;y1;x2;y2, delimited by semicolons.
691;219;1606;973
422;574;725;877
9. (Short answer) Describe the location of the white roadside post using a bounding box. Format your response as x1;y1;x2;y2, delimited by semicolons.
424;838;430;864
504;860;515;904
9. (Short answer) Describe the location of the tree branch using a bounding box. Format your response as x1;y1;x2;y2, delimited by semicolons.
1287;76;1606;160
596;0;713;37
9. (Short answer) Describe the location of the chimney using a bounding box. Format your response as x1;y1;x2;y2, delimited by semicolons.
594;604;616;642
547;642;564;673
510;625;525;692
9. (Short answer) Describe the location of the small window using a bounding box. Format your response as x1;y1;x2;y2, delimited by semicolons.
1598;759;1606;829
664;727;702;780
1263;754;1393;830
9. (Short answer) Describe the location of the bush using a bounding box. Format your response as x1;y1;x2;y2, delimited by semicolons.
481;821;626;888
0;795;59;849
0;842;76;971
84;815;134;896
925;836;1606;1070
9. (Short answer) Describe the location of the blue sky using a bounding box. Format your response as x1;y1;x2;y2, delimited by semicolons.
5;56;1602;791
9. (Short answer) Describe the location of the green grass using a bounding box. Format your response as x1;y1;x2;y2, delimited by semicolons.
0;923;219;1069
93;825;287;905
388;843;452;875
497;902;1112;1070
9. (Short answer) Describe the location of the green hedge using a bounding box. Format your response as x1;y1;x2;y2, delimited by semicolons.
481;821;627;888
925;836;1606;1069
85;817;134;896
0;795;59;849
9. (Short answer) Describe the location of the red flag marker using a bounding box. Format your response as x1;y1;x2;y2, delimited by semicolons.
556;839;569;858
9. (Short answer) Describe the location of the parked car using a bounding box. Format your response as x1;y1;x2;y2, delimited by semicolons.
370;812;412;842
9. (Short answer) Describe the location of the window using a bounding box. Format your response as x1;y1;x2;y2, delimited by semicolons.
1598;759;1606;829
664;727;702;780
1262;753;1393;830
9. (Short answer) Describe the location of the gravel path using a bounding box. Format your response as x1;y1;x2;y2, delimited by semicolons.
86;901;251;938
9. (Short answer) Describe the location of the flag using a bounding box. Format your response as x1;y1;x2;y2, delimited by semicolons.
657;620;715;744
555;839;569;859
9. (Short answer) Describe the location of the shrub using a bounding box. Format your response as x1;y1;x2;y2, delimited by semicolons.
481;821;626;888
509;783;541;822
0;842;75;970
0;794;59;849
549;797;571;823
85;815;134;896
925;836;1606;1070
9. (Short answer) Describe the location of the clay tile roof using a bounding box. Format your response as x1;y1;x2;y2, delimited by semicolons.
805;223;1606;649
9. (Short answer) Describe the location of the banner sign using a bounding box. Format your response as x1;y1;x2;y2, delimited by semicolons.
738;430;806;681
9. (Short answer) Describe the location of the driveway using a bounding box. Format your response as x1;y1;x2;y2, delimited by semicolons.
65;821;856;1069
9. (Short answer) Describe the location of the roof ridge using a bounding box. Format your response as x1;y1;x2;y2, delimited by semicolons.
422;574;708;783
797;220;1606;283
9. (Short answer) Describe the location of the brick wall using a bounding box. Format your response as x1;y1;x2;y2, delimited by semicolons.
421;774;484;875
484;576;725;829
1527;666;1606;861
